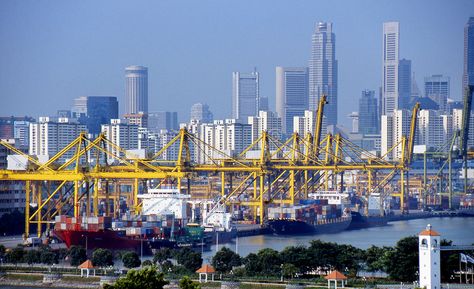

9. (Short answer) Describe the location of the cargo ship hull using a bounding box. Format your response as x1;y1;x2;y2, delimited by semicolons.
346;211;388;230
265;217;351;235
54;229;177;255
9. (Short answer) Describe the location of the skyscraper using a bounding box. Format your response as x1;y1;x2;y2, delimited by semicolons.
232;71;260;123
126;65;148;114
309;22;338;126
276;67;309;135
190;103;213;123
398;59;412;109
358;90;379;135
424;75;450;112
72;96;119;135
382;22;400;115
464;17;474;89
148;111;179;133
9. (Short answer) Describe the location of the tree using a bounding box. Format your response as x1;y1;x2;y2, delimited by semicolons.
103;266;168;289
279;246;311;274
92;248;114;267
142;260;153;267
179;276;201;289
365;245;393;273
335;244;365;276
153;248;173;265
122;252;141;269
243;253;261;276
211;247;241;273
174;248;202;272
24;249;41;264
69;246;87;266
307;240;339;272
256;248;281;275
385;236;419;282
5;246;25;264
281;263;298;279
0;244;6;258
40;248;58;265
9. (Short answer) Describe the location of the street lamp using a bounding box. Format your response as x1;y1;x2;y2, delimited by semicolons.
280;264;284;282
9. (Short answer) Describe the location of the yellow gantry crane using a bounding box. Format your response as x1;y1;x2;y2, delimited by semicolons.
0;97;413;237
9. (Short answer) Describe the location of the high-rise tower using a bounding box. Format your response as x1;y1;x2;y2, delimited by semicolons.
125;65;148;114
382;22;400;115
309;22;338;126
358;90;379;135
424;75;450;111
464;17;474;89
276;67;309;135
232;71;260;123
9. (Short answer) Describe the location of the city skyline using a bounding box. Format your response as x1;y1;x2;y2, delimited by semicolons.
0;1;472;127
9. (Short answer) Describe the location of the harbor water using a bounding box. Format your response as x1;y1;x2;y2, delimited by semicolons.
203;217;474;261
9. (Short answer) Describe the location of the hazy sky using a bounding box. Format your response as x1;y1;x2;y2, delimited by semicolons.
0;0;473;127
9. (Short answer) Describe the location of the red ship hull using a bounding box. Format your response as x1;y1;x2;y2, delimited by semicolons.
54;229;174;254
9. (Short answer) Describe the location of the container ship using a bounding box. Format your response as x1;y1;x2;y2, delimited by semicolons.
265;196;352;235
53;188;234;253
53;215;179;255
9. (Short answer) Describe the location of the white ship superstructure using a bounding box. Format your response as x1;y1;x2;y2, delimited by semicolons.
138;188;190;220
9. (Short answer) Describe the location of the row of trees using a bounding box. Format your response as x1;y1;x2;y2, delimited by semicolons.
0;244;202;272
211;236;473;283
0;244;140;269
211;240;365;279
104;266;201;289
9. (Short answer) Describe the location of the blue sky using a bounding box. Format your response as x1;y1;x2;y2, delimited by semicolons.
0;0;472;127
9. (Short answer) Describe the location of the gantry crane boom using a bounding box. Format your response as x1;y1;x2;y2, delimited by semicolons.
461;85;474;194
461;86;473;159
406;102;420;165
313;95;328;159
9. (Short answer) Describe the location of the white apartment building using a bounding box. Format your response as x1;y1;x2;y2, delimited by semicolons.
381;110;411;161
101;119;138;161
418;110;452;150
158;130;180;161
248;111;282;149
453;108;474;148
198;119;252;163
29;117;87;162
293;110;328;139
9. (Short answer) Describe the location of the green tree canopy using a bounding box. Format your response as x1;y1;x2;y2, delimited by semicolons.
256;248;281;275
365;245;393;273
5;246;25;264
281;263;298;279
92;248;114;267
122;251;141;269
39;247;58;265
211;247;241;273
243;253;261;276
174;248;202;272
179;276;201;289
69;246;87;266
104;266;168;289
153;247;173;264
24;249;41;265
279;245;311;274
385;236;419;282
